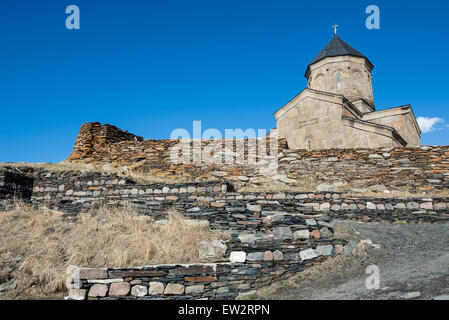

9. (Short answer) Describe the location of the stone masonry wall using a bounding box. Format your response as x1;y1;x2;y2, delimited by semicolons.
276;146;449;193
0;167;34;200
66;123;449;193
1;166;448;225
69;122;144;163
1;166;449;300
68;122;286;173
69;208;345;300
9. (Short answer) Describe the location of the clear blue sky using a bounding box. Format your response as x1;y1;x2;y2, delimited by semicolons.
1;0;448;163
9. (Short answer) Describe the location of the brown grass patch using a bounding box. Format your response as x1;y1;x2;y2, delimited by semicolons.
0;204;226;299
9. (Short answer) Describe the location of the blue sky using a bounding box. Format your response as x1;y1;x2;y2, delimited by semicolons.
0;0;448;163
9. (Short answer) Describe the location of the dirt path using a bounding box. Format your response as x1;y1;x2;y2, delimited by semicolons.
268;221;449;300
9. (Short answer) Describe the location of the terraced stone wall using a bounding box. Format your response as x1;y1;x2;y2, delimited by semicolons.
69;209;344;300
1;167;448;226
1;166;449;300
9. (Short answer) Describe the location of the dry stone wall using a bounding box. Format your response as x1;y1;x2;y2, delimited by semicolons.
0;167;33;199
73;242;337;301
1;166;449;300
276;146;449;193
70;210;345;300
1;166;448;226
68;122;286;181
66;123;449;193
69;122;144;162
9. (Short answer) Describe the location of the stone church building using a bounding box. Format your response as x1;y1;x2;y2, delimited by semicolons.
274;33;421;150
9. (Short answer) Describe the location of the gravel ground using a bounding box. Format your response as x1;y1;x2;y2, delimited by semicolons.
268;220;449;300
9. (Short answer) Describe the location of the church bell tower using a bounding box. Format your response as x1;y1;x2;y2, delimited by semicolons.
305;27;375;112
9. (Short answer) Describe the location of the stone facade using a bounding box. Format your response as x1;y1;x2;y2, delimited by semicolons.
274;35;421;150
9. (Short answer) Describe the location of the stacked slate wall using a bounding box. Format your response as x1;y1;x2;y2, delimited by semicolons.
70;209;344;300
1;167;448;225
1;166;449;300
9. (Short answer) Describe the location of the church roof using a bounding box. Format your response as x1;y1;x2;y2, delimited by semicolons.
305;35;373;78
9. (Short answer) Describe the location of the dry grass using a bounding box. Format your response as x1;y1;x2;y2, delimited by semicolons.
0;204;226;300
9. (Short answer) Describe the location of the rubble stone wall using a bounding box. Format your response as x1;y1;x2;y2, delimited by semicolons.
0;169;34;199
1;166;449;300
65;123;449;193
68;122;286;169
1;167;448;226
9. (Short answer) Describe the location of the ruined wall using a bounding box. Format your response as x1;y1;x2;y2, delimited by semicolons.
69;122;144;162
66;123;448;194
68;122;286;180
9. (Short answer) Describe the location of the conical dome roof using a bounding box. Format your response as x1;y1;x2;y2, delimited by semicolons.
305;35;373;78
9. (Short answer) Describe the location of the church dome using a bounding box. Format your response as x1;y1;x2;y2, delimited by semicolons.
305;35;373;78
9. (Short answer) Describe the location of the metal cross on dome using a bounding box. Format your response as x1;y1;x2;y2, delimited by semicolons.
332;24;339;35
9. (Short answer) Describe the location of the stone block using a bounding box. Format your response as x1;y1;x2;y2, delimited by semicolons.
88;284;108;297
148;282;164;295
184;276;217;283
230;251;246;263
185;285;204;294
293;230;310;240
199;240;227;259
263;251;273;261
69;288;87;300
246;252;264;261
420;202;433;210
273;250;283;260
315;245;333;256
299;248;317;261
164;283;184;295
273;227;292;240
108;282;131;296
131;285;148;297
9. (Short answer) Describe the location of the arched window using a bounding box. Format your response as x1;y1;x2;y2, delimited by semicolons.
337;73;341;91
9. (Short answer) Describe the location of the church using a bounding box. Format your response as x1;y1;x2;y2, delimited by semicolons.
274;29;421;150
